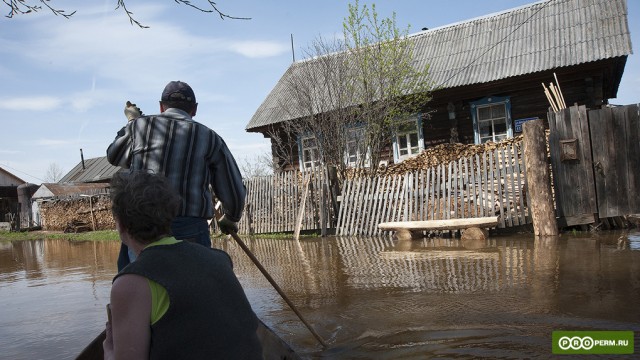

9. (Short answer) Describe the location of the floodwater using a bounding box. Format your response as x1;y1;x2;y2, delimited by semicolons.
1;232;639;359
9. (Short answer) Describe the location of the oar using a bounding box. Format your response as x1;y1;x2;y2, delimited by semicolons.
226;228;328;348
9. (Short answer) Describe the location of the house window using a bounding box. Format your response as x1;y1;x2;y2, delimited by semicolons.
471;96;512;144
393;115;424;162
345;127;370;167
299;135;320;171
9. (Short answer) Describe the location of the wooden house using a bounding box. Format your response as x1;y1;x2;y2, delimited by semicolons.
246;0;633;171
0;166;26;230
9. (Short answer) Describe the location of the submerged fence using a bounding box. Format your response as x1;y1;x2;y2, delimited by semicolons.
239;141;531;236
239;170;335;235
336;141;531;236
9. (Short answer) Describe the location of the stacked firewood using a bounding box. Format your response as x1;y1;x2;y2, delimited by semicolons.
40;196;115;231
379;135;524;176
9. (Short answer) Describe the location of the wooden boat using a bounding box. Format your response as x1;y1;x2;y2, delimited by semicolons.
75;319;300;360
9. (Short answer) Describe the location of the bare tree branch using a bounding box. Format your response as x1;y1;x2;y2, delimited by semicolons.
268;1;434;184
4;1;250;27
4;0;75;19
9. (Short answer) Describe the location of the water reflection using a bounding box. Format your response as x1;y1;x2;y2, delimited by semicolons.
0;239;118;360
1;232;639;359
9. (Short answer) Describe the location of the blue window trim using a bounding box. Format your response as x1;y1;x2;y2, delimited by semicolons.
392;114;424;162
470;96;512;144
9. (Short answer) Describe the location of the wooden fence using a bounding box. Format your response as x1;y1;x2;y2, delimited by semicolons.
239;170;335;235
548;104;640;227
336;141;531;236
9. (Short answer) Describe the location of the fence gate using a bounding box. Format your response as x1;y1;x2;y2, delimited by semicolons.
588;104;640;218
548;104;640;226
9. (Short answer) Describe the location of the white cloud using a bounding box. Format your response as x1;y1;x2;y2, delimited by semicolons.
0;96;62;111
35;139;75;146
229;41;289;58
4;3;287;89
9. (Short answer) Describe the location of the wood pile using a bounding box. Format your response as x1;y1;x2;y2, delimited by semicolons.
40;195;115;231
379;136;524;176
64;220;91;233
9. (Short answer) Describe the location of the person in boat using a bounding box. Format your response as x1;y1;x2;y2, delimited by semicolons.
103;171;262;359
106;80;245;271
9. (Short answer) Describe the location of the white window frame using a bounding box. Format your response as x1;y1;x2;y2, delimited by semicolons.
471;96;513;144
298;134;320;172
392;115;424;162
344;126;371;168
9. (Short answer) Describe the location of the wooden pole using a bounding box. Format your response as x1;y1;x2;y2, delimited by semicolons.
553;73;567;109
542;83;559;112
214;201;328;348
522;119;559;236
89;196;96;231
549;82;563;110
228;230;328;348
293;176;311;240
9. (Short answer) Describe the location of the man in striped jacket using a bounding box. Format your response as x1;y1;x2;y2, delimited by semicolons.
107;81;245;271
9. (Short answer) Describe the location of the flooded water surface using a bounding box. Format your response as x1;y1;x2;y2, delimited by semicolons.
1;231;639;359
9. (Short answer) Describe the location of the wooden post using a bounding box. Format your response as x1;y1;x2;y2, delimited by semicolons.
293;176;311;240
89;196;96;231
522;119;559;236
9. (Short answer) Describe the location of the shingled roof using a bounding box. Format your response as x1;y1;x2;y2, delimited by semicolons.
246;0;632;131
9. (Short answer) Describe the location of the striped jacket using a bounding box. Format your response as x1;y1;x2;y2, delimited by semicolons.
106;108;245;222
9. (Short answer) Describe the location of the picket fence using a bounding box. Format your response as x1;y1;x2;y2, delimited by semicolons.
239;141;531;236
239;170;334;235
335;141;532;236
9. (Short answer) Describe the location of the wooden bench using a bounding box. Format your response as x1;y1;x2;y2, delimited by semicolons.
378;216;499;241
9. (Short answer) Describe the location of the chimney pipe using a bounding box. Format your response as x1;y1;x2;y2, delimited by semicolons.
80;149;85;170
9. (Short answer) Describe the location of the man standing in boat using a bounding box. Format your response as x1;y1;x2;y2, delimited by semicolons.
106;80;245;270
103;171;262;359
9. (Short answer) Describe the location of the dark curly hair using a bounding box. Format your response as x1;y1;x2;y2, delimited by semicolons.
110;171;181;244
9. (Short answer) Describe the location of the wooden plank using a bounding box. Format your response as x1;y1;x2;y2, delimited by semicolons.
404;173;411;221
390;174;404;222
429;168;436;220
626;105;640;213
358;176;374;235
367;177;382;236
446;162;452;220
435;164;441;219
356;176;370;235
503;147;514;227
513;142;526;225
349;176;364;235
494;149;505;228
346;177;362;236
335;178;350;235
612;106;630;215
381;175;393;226
470;155;478;218
379;216;499;231
419;170;426;221
293;176;311;240
461;158;468;219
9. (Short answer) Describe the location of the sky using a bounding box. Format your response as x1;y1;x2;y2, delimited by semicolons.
1;0;639;184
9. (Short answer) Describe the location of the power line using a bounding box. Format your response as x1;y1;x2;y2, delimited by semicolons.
437;0;555;88
0;163;45;183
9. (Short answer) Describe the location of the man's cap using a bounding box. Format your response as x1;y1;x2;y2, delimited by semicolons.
161;81;196;103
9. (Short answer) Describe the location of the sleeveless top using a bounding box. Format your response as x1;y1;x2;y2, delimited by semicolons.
116;239;262;359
